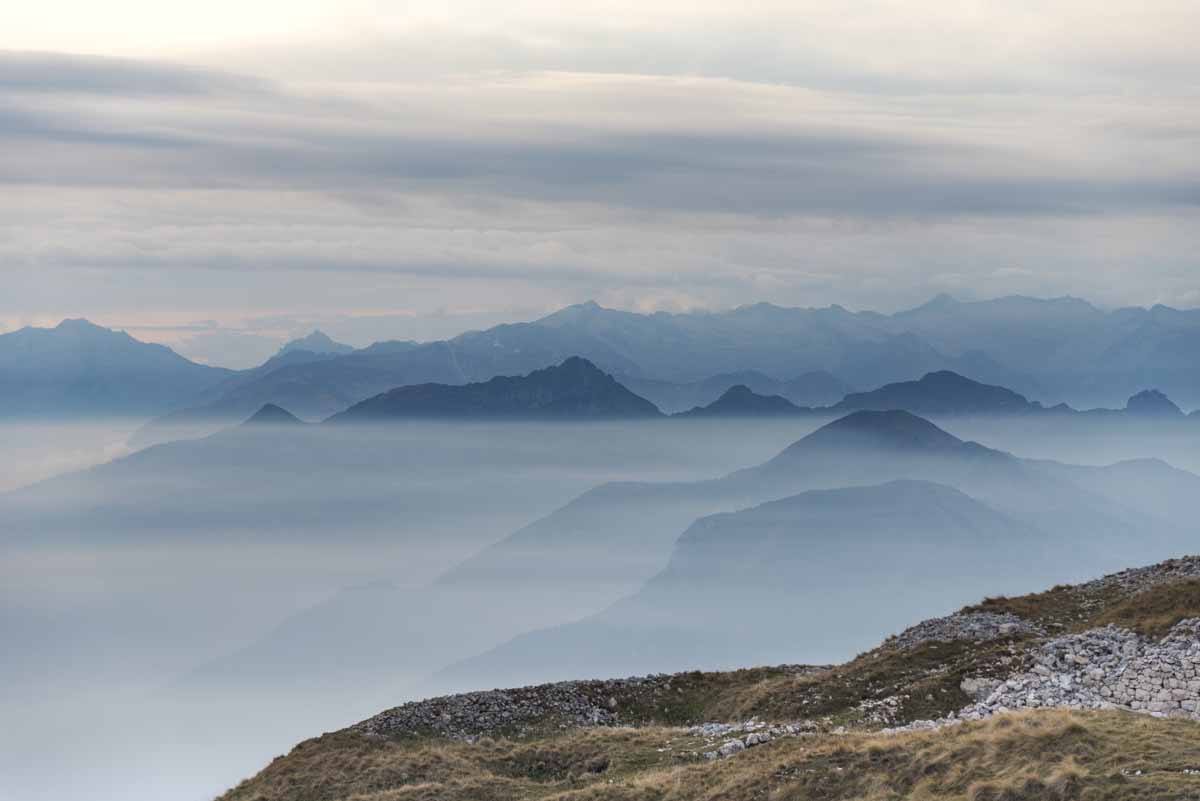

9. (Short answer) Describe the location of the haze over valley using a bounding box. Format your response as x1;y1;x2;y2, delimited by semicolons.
4;300;1200;801
6;3;1200;798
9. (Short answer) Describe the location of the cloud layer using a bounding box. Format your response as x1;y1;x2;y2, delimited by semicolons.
3;2;1199;366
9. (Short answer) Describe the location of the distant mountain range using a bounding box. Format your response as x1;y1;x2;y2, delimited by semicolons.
191;409;1199;692
15;293;1200;426
0;319;231;418
158;361;1200;445
442;480;1052;683
328;357;662;422
173;294;1200;427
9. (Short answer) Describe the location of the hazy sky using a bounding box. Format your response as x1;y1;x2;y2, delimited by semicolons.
5;1;1200;366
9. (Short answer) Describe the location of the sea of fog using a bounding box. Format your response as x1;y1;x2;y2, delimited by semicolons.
1;418;824;801
3;415;1198;801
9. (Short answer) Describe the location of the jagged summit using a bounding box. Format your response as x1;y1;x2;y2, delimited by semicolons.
243;403;303;426
1125;389;1184;418
328;357;663;422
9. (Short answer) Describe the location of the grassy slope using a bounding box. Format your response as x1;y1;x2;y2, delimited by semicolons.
221;713;1200;801
220;565;1200;801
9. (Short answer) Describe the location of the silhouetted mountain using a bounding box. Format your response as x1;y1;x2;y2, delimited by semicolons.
243;404;303;426
132;293;1200;438
133;340;465;441
327;357;662;422
136;320;646;441
834;371;1039;416
537;296;1200;407
443;481;1061;684
623;369;851;413
675;385;806;417
277;331;354;357
0;319;232;418
780;370;855;406
1125;389;1184;418
197;411;1195;693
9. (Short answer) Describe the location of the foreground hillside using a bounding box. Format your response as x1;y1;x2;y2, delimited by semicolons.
221;557;1200;800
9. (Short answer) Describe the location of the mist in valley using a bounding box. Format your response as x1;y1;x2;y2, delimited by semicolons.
5;410;1200;801
1;416;827;801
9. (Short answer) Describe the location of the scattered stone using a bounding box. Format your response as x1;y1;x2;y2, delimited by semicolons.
718;739;745;757
885;611;1043;651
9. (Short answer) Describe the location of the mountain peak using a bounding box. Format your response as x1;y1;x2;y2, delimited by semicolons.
243;403;304;426
54;317;106;332
1125;389;1183;418
675;384;802;418
919;293;959;311
329;356;662;422
796;409;965;452
278;330;353;357
834;371;1034;416
557;355;605;374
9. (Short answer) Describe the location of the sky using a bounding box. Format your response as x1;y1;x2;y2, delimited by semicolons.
4;1;1200;366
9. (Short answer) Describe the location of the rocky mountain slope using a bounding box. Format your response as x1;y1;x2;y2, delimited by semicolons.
220;556;1200;801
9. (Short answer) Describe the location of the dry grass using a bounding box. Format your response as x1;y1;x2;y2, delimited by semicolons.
220;711;1200;801
1092;579;1200;638
221;572;1200;801
970;574;1200;641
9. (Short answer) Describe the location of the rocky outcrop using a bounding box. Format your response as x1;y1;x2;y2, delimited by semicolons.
1080;556;1200;596
356;682;625;741
352;556;1200;754
355;668;822;742
885;611;1043;650
688;720;817;760
957;619;1200;720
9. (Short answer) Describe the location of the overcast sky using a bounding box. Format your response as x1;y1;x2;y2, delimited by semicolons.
5;1;1200;366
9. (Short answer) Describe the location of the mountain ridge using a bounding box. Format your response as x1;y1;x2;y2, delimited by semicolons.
0;318;232;418
131;292;1200;438
327;357;663;422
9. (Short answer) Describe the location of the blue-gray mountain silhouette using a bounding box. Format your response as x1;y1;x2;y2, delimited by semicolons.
623;369;850;413
135;294;1200;439
0;318;230;418
243;403;304;426
1125;389;1184;418
834;370;1038;416
277;330;354;357
192;410;1198;692
328;357;662;421
674;384;806;417
441;480;1059;683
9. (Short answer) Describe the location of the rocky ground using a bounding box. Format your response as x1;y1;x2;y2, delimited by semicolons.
221;556;1200;800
